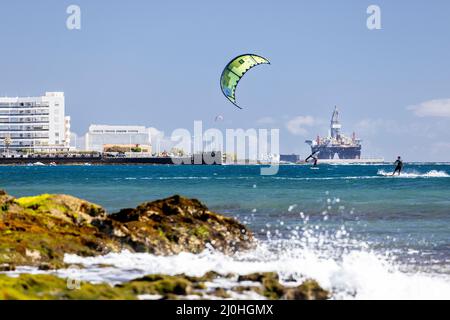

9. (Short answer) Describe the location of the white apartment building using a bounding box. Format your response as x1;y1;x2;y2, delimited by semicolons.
0;92;71;152
85;125;152;152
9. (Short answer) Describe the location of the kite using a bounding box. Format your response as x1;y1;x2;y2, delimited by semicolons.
220;54;270;109
214;115;224;122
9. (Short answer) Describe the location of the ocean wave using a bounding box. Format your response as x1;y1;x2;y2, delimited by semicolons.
6;222;450;300
57;241;450;300
116;176;255;181
377;170;450;178
325;163;388;166
107;170;450;182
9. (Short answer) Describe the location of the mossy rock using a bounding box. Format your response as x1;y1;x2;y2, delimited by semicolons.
0;272;329;300
0;191;254;267
283;279;330;300
182;271;233;282
234;273;329;300
117;274;193;296
262;277;285;299
210;288;231;299
238;272;279;283
0;273;209;300
0;264;15;272
0;274;135;300
106;195;254;255
0;193;119;267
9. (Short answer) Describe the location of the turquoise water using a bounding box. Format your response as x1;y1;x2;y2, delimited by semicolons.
1;163;449;274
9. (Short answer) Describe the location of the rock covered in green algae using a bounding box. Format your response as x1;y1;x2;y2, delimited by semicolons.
103;195;254;255
238;272;279;283
0;273;219;300
0;274;136;300
0;191;254;268
0;192;120;269
0;190;328;300
0;270;328;300
283;279;330;300
116;274;193;296
236;272;330;300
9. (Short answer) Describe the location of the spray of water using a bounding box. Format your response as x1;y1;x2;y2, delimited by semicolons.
4;192;450;299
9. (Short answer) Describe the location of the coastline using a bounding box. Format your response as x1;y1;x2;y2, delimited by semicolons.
0;154;222;166
2;159;449;166
0;190;328;300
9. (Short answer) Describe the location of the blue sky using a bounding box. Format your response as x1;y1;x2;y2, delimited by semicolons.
1;0;450;161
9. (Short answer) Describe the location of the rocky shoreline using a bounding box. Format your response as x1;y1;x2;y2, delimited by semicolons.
0;190;328;300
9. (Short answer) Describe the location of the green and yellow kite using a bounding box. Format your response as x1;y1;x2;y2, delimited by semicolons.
220;54;270;109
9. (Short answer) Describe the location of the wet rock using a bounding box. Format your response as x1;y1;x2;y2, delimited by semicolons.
234;273;329;300
283;279;329;300
232;285;258;293
261;276;285;299
0;274;136;300
0;191;253;267
183;271;236;283
0;273;206;300
116;274;193;296
0;193;119;268
106;195;254;255
38;262;57;271
210;287;231;299
0;270;329;300
0;264;15;272
238;272;279;283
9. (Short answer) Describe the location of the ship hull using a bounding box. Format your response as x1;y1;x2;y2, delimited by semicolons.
311;145;361;160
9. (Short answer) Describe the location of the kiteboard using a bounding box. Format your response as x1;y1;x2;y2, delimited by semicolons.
378;172;400;177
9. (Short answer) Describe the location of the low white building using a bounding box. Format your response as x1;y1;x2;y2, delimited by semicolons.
0;92;70;152
84;125;152;152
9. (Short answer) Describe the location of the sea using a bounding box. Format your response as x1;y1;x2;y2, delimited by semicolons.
1;163;449;299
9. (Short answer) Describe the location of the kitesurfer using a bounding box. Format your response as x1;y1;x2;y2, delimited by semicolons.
392;156;403;176
305;152;319;167
312;157;318;167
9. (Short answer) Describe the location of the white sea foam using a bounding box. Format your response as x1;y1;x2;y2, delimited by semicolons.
3;238;449;299
377;170;450;178
270;176;377;181
56;238;450;300
114;170;450;182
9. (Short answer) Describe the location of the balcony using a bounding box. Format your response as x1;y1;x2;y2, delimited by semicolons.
0;104;49;109
0;119;49;124
0;112;50;116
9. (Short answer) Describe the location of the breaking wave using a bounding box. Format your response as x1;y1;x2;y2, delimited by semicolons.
55;215;450;300
57;240;450;300
112;170;449;182
377;170;450;178
6;216;450;300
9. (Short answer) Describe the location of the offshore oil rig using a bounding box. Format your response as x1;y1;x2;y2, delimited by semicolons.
305;107;362;160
